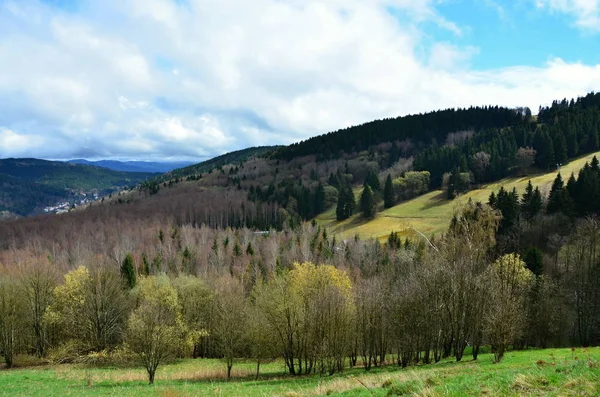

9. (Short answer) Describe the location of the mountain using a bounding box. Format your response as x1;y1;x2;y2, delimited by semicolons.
0;158;158;216
67;159;195;173
158;146;280;181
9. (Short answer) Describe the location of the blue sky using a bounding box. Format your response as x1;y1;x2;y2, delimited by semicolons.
1;0;599;161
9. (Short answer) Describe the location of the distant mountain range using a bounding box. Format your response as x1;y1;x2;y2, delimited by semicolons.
67;159;196;173
0;158;157;216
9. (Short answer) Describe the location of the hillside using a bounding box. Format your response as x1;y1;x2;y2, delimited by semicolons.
0;158;157;215
158;146;280;181
316;150;600;241
67;159;195;173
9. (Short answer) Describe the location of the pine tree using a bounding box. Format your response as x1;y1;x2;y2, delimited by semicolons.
547;173;566;214
360;183;376;219
121;253;137;289
384;174;395;209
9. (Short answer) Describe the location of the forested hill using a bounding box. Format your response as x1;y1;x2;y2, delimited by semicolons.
157;146;280;181
274;106;526;161
0;158;157;216
67;159;194;173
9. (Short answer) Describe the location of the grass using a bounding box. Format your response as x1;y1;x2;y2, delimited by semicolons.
1;348;599;396
316;151;600;242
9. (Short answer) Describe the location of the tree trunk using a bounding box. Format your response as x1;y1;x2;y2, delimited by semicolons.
472;344;480;360
148;368;155;385
255;360;260;381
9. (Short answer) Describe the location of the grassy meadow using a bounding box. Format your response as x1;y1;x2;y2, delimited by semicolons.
317;151;600;242
1;348;599;396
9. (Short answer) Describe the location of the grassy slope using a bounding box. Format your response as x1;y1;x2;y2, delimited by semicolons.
0;348;598;396
317;151;600;242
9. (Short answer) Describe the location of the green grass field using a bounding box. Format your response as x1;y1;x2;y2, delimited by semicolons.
317;151;600;242
1;348;599;396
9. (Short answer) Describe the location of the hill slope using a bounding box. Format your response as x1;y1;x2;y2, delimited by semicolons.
316;150;600;241
159;146;280;181
0;158;157;215
67;159;194;173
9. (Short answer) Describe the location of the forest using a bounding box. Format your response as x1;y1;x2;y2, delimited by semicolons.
1;93;600;387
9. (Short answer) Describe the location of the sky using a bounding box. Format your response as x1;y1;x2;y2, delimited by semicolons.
0;0;599;161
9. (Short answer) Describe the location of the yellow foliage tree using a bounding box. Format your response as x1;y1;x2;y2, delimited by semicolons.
254;262;354;375
126;275;187;384
485;253;533;362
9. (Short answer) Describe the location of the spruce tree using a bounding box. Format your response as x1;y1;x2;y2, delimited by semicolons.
345;185;356;217
314;183;326;215
121;253;137;289
366;170;381;192
360;183;376;219
531;187;543;219
547;173;565;214
384;174;395;209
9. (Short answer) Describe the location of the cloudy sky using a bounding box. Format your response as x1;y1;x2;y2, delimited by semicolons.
1;0;600;161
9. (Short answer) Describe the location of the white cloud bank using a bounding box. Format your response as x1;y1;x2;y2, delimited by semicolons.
0;0;599;160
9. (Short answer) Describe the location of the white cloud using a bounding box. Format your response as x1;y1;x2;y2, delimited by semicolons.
0;0;599;161
536;0;600;32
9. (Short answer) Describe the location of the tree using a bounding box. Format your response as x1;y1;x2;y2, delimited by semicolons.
444;201;500;361
471;151;491;182
547;173;568;214
21;263;56;358
365;170;381;192
126;275;187;384
247;297;276;379
0;276;24;368
253;263;354;376
515;147;536;173
384;174;395;209
360;184;376;219
484;254;533;363
336;185;355;221
121;253;137;289
214;277;248;380
172;275;213;358
45;266;131;352
314;183;326;215
560;217;600;346
521;181;542;220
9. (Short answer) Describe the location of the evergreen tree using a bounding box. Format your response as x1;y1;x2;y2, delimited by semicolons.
336;185;356;221
522;246;544;276
383;174;395;209
553;133;568;164
121;253;137;289
360;183;376;219
365;170;381;192
521;181;542;220
314;183;326;215
530;187;543;219
547;173;566;214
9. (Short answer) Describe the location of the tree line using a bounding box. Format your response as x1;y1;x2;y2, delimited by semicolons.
2;199;599;383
